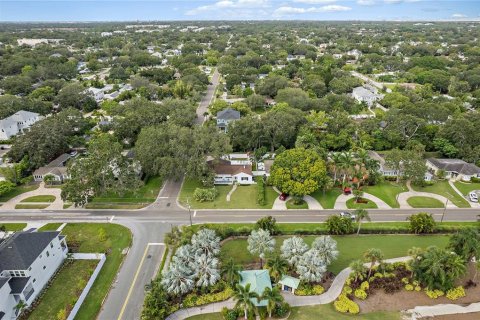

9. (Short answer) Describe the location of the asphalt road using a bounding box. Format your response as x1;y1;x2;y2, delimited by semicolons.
195;68;219;124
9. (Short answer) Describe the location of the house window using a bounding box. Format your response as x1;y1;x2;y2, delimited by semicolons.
19;271;25;277
241;177;249;181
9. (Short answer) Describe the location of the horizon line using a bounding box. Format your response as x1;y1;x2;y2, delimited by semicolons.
1;19;480;23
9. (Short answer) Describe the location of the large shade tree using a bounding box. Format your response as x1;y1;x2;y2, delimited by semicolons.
269;147;327;204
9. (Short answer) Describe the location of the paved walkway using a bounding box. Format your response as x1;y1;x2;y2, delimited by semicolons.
226;184;237;202
406;302;480;319
334;192;391;210
396;182;458;209
1;183;64;210
304;195;323;210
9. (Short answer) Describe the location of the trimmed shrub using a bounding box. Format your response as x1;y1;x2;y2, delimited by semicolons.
183;287;234;308
193;187;219;202
326;215;354;235
425;289;445;299
446;286;466;300
257;178;266;206
360;281;369;291
221;307;239;320
408;212;436;234
405;284;414;291
334;294;360;314
274;302;291;317
295;284;325;296
342;286;353;295
354;288;368;300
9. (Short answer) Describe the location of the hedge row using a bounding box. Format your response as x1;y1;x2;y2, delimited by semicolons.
257;178;266;206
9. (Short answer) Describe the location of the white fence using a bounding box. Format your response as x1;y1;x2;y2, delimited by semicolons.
67;253;106;320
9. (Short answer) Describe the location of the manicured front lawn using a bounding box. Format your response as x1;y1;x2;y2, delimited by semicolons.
28;260;98;320
0;184;39;202
21;195;56;202
288;304;400;320
346;197;378;209
407;196;444;208
411;181;470;208
310;188;342;209
186;303;401;320
89;176;163;204
179;179;277;209
363;182;407;208
221;234;449;274
453;181;480;196
15;204;50;209
287;199;308;209
38;223;63;231
60;223;132;320
0;223;26;231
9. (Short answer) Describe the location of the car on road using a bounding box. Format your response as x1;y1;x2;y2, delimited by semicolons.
468;191;478;203
279;193;289;201
340;211;356;220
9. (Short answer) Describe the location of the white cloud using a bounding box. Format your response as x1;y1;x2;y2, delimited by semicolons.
273;4;351;17
384;0;422;3
293;0;337;4
357;0;375;5
185;0;269;16
452;13;467;18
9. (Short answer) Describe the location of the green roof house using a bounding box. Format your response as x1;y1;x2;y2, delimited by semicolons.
279;275;300;294
238;270;272;306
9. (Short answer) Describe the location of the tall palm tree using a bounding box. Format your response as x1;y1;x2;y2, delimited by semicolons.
259;286;283;318
265;255;288;282
349;259;367;282
364;248;384;279
354;209;371;235
338;151;357;183
329;152;342;183
247;229;275;268
221;258;241;286
233;284;258;320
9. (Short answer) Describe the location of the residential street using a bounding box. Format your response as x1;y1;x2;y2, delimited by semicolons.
195;68;219;124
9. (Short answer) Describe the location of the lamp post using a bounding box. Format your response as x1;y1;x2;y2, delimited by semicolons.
441;199;448;223
187;198;192;227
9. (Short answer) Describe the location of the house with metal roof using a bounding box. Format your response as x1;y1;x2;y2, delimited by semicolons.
0;231;68;319
426;158;480;182
238;270;272;307
279;275;300;294
0;111;42;140
216;108;240;133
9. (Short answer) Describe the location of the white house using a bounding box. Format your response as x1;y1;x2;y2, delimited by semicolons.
0;111;42;140
33;153;72;183
0;231;68;319
352;86;384;107
208;159;254;185
426;158;480;182
87;87;104;102
368;151;400;177
216;108;240;133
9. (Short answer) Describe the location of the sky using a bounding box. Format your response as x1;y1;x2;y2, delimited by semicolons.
0;0;479;22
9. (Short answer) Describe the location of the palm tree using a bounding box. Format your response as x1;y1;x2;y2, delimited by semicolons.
266;255;288;282
364;248;384;279
259;286;283;318
338;151;356;183
247;229;275;268
233;284;258;320
194;254;220;288
407;247;423;278
354;209;371;235
280;236;309;269
191;229;221;258
329;152;342;183
222;258;241;286
448;228;480;264
349;259;367;282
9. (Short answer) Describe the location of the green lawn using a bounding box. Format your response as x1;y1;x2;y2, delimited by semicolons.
310;188;342;209
346;198;378;209
407;196;444;208
453;181;480;196
179;179;277;209
28;260;98;320
0;184;39;202
89;176;163;204
186;303;401;320
363;182;407;208
21;195;56;203
60;223;132;320
411;181;470;208
221;234;449;274
0;223;26;231
287;199;308;209
38;223;63;231
15;204;50;209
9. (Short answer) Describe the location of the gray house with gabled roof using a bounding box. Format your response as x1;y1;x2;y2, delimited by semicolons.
0;231;68;319
216;108;240;133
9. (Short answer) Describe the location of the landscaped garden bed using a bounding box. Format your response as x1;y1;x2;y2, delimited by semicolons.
346;197;378;209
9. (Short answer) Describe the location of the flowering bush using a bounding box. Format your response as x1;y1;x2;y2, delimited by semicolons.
342;286;353;294
446;286;466;300
334;294;360;314
425;289;444;299
354;288;367;300
295;284;325;296
360;281;369;291
405;284;414;291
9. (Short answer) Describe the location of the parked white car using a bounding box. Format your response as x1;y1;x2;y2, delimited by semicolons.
468;191;478;203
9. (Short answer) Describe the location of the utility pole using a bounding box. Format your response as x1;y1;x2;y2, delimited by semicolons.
441;199;448;223
187;198;192;227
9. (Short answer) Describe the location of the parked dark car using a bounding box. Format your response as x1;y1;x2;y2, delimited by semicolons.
279;193;289;201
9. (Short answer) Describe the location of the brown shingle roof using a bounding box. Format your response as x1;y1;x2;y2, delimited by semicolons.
208;159;253;176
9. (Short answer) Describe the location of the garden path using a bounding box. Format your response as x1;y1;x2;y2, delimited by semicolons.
406;302;480;319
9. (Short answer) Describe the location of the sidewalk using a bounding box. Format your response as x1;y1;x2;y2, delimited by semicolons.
406;302;480;319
